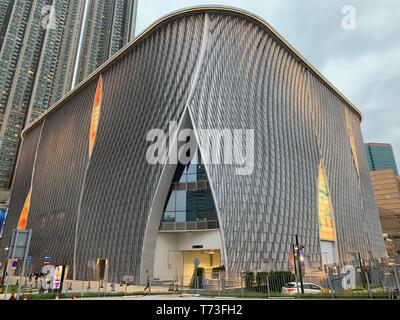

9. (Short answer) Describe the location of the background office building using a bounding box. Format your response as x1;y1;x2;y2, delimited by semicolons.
0;0;137;194
370;170;400;252
0;7;387;284
365;143;398;175
365;142;400;252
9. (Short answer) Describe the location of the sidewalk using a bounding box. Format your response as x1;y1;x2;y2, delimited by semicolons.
2;275;171;298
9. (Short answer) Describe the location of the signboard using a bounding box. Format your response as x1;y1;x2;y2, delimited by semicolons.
318;162;336;242
11;260;18;269
51;265;64;290
341;265;356;290
25;256;32;264
43;255;51;265
0;209;6;238
17;189;31;230
345;109;360;175
8;229;32;259
299;246;305;271
88;76;103;157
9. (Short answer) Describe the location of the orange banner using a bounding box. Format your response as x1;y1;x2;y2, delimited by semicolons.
89;76;103;157
17;189;31;230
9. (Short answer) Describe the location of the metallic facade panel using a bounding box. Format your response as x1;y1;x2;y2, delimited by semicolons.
0;123;42;248
0;8;386;282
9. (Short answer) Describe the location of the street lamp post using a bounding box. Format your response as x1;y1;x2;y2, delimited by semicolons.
292;244;300;297
295;234;304;294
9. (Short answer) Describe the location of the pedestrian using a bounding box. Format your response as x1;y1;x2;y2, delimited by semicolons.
143;275;151;294
29;273;33;282
39;278;45;294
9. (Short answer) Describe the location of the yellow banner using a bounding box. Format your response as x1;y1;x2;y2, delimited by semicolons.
17;189;31;230
345;109;359;176
318;162;336;242
89;76;103;157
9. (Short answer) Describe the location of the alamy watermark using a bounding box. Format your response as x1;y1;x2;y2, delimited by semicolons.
341;5;357;30
146;121;254;176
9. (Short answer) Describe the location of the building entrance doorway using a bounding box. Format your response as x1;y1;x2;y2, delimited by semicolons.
182;250;221;285
93;258;108;281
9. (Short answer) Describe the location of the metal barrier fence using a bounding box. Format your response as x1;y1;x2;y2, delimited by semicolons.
184;265;400;299
2;264;400;299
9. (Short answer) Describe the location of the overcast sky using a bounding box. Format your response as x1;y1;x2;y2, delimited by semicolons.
136;0;400;167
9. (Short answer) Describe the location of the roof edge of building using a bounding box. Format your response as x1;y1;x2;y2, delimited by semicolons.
366;143;393;148
21;5;363;139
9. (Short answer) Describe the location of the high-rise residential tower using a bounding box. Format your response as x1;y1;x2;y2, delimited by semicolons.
0;0;14;51
0;0;137;191
365;143;398;175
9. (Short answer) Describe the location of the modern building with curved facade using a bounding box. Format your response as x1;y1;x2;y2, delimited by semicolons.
0;7;386;284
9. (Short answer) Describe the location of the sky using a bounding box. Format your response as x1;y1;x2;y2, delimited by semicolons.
136;0;400;167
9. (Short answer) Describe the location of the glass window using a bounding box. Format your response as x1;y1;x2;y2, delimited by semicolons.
175;211;186;222
164;191;176;212
175;191;186;211
160;154;218;226
186;211;197;222
187;164;196;174
163;212;175;222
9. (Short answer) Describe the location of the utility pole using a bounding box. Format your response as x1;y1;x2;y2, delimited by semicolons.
295;234;304;294
358;251;366;288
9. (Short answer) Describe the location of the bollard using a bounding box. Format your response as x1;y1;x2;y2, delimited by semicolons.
23;293;28;300
55;293;59;300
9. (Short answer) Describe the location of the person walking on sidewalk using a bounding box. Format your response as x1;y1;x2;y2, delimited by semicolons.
144;275;151;295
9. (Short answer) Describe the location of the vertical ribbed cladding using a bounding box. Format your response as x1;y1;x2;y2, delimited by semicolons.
189;13;321;273
307;74;386;263
1;9;385;279
0;123;42;260
75;14;205;281
25;80;96;274
350;111;386;258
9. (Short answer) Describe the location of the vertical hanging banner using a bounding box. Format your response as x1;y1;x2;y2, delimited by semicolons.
318;162;336;242
88;75;103;157
0;209;7;238
17;189;32;230
345;109;360;176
